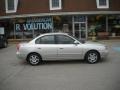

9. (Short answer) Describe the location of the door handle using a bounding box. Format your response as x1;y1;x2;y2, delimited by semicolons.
59;48;64;49
37;48;41;49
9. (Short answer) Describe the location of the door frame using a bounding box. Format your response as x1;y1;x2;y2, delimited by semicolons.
72;16;88;39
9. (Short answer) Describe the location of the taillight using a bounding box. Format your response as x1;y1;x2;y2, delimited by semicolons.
16;44;20;51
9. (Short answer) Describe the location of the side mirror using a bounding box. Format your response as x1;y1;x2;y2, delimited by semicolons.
74;41;79;45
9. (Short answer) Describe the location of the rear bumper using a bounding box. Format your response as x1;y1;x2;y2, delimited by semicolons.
16;52;26;60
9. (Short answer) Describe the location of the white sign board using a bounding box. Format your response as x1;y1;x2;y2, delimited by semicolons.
0;27;5;34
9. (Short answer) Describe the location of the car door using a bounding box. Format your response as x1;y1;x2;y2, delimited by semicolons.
35;35;58;60
56;35;83;60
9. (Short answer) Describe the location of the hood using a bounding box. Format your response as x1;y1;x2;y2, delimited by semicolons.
84;41;106;47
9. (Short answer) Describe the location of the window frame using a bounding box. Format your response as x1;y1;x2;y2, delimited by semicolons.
5;0;18;13
49;0;62;10
96;0;109;9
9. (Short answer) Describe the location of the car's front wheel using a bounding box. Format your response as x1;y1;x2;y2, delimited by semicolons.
27;53;42;65
85;51;100;64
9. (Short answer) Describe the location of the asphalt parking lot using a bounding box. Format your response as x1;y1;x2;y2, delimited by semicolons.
0;40;120;90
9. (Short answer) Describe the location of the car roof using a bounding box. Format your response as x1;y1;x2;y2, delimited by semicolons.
39;32;68;36
29;32;69;43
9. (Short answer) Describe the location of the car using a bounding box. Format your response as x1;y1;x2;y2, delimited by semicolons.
0;35;8;48
16;33;108;65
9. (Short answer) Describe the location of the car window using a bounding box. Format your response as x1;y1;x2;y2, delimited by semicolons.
35;35;55;44
56;35;75;44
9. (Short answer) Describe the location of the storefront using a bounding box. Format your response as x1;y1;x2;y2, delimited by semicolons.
0;15;120;40
87;15;120;39
108;15;120;37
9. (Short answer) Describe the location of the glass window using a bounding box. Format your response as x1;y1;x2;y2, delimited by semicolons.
53;16;72;34
14;17;53;39
7;0;14;10
49;0;62;10
88;15;106;37
35;35;55;44
5;0;18;13
74;16;86;23
99;0;107;6
56;35;75;44
52;0;59;8
108;15;120;36
96;0;109;9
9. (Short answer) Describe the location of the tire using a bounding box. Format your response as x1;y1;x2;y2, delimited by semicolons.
85;51;100;64
3;41;8;48
27;53;42;65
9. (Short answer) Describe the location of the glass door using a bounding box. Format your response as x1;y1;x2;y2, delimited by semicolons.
74;23;87;39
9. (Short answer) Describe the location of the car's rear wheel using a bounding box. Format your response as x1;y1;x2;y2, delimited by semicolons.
85;51;100;64
27;53;42;65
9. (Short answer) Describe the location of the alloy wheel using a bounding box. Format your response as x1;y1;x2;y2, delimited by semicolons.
86;51;99;64
28;53;41;65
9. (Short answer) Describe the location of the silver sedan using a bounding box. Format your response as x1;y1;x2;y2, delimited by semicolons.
16;33;108;65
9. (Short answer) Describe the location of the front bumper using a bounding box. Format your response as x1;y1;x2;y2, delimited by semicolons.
100;49;109;59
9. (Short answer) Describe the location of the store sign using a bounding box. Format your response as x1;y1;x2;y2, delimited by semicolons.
15;17;53;31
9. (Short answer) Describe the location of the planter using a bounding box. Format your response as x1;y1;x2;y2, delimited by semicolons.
97;32;109;39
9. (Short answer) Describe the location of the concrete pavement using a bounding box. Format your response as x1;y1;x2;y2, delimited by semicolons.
0;40;120;90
